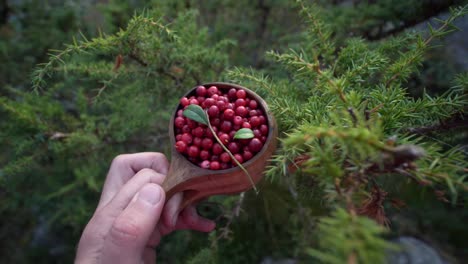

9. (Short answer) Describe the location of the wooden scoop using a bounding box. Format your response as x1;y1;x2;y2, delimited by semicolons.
162;82;278;210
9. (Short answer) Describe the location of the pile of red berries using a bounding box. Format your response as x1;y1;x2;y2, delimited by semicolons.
174;85;269;170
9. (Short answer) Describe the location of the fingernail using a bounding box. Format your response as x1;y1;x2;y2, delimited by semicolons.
138;184;162;205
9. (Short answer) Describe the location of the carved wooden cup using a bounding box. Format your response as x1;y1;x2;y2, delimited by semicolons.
162;82;277;209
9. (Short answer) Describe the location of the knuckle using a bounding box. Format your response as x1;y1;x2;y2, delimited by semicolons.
111;154;130;166
109;217;141;246
137;168;157;177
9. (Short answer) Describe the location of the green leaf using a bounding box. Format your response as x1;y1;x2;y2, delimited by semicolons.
183;104;209;125
234;128;254;139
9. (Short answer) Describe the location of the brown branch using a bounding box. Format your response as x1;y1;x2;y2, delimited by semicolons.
403;114;468;135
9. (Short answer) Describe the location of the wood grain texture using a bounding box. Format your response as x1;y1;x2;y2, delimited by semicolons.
162;82;278;209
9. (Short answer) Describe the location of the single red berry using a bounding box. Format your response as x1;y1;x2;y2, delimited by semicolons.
205;128;214;138
221;163;230;170
228;142;240;154
182;125;191;133
210;161;220;170
250;116;261;127
236;106;247;117
204;98;216;107
193;137;202;147
207;86;218;96
226;103;234;110
202;138;213;150
232;116;244;126
177;109;184;117
249;100;258;109
249;110;258;117
258;115;266;124
220;120;232;132
216;100;226;111
228;88;237;99
233;124;241;131
196;86;207;96
197;96;205;104
181;133;193;144
189;98;199;105
208;105;220;117
188;145;200;158
200;150;210;160
229;130;236;139
211;94;219;100
175;116;185;128
224;109;235;120
176;134;182;141
260;124;268;135
211;118;221;127
236;89;247;99
261;136;267;143
180;97;190;106
243;151;253;161
212;143;223;155
192;127;205;138
233;154;243;164
249;138;263;152
253;129;262;138
211;155;219;161
175;141;187;153
187;119;197;129
220;152;231;163
218;133;230;145
242;122;251;129
235;98;246;107
200;160;210;169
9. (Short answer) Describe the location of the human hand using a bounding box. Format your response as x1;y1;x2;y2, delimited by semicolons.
75;152;215;264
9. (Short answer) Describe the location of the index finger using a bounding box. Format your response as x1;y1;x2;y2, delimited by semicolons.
99;152;169;207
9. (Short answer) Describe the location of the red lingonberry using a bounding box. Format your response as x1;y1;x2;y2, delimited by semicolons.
236;106;247;117
204;98;216;107
216;100;226;111
226;103;234;110
200;150;210;160
211;94;219;100
228;142;240;154
249;138;263;153
233;124;241;131
181;133;193;144
250;116;261;127
175;141;187;153
220;163;230;170
228;88;237;99
189;98;199;105
196;86;207;96
243;151;253;161
193;137;202;147
249;100;258;109
236;89;246;99
224;109;235;120
253;129;262;138
188;145;200;158
235;98;246;107
207;86;218;96
233;154;243;164
176;134;182;141
220;152;231;163
229;130;236;139
233;116;243;126
192;127;205;137
180;97;190;106
201;138;213;150
260;124;268;135
200;160;210;169
210;161;220;170
177;109;184;117
258;115;266;124
242;122;251;129
187;119;197;129
212;143;223;155
182;125;191;133
220;120;232;132
218;133;230;145
175;117;185;128
208;105;220;117
211;118;221;126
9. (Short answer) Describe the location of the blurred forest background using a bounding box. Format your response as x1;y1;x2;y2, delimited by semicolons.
0;0;467;263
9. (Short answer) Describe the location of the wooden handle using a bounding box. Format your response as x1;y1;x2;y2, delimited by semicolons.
162;82;278;209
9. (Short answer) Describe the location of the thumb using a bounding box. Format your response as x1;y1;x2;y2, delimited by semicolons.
101;183;165;263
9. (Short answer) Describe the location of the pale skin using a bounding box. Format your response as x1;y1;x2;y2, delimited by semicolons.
75;152;216;264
